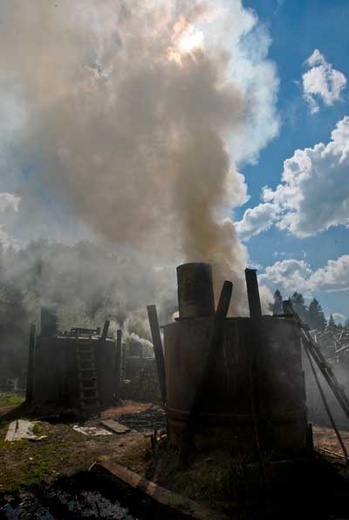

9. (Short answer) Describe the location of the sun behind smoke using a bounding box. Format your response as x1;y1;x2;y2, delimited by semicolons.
168;16;205;64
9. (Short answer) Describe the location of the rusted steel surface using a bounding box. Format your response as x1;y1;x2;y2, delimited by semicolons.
176;263;215;319
189;280;233;421
164;316;308;456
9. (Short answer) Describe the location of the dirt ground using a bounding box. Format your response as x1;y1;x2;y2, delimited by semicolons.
1;400;349;519
0;401;156;492
313;425;349;459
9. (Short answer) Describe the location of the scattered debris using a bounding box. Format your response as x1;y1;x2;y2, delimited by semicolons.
5;420;47;442
72;425;112;437
100;420;130;435
117;407;166;432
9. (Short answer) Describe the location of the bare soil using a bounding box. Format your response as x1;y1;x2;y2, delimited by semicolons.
1;401;349;519
0;401;154;492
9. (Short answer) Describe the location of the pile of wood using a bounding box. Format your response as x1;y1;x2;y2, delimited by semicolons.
312;327;349;364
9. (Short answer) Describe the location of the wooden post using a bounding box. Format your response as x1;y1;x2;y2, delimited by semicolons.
245;269;262;318
115;329;122;401
121;342;126;380
101;320;110;340
25;324;36;406
147;305;166;405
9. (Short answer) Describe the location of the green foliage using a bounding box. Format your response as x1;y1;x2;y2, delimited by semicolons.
271;289;329;330
270;289;283;315
290;292;308;323
328;314;336;328
307;298;327;329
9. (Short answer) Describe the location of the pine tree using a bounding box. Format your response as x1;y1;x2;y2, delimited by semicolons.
290;292;308;322
307;298;327;330
328;314;336;328
270;289;283;315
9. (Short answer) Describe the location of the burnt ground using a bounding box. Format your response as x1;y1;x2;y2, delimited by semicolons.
1;401;349;519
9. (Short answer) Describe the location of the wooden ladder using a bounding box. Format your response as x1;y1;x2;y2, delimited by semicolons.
76;342;100;418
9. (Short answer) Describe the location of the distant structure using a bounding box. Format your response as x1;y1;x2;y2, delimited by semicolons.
26;308;121;418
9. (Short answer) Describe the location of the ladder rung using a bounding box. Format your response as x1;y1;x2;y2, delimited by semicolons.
80;393;99;401
81;403;100;410
80;385;97;392
77;362;95;369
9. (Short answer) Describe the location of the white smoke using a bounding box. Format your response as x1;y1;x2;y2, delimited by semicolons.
0;0;279;313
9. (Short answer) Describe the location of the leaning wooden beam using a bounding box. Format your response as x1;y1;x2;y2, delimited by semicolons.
147;305;166;405
179;281;233;469
25;324;36;406
90;461;230;520
101;320;110;340
189;280;233;421
304;343;349;464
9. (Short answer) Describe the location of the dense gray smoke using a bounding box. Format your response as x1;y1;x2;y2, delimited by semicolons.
0;0;278;312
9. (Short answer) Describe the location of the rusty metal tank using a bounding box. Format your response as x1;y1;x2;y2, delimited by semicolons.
163;263;309;457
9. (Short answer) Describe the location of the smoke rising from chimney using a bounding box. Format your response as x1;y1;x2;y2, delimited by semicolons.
0;0;279;312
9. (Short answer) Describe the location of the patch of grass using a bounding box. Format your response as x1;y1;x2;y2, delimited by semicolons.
0;423;90;492
0;392;25;408
114;437;149;470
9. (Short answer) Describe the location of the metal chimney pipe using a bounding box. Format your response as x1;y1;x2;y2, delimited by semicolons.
177;263;215;319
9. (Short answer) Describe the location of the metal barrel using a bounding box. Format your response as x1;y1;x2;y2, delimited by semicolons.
176;263;215;319
163;316;309;456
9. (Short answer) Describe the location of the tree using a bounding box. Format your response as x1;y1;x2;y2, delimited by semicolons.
328;314;336;328
290;292;308;322
307;298;326;330
269;289;283;315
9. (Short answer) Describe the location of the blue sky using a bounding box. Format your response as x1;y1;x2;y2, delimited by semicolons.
235;0;349;321
0;0;347;322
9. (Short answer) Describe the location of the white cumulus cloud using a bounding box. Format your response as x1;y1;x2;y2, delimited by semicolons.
236;116;349;239
259;259;313;295
311;255;349;292
234;202;279;240
260;255;349;296
302;49;346;114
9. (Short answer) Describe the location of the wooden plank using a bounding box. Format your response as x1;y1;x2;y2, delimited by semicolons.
100;419;130;434
5;420;17;441
90;461;230;520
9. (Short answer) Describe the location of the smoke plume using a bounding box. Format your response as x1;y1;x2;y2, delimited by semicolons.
0;0;279;312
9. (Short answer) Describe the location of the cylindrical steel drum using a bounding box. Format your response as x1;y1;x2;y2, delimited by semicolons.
176;263;215;319
163;316;308;457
